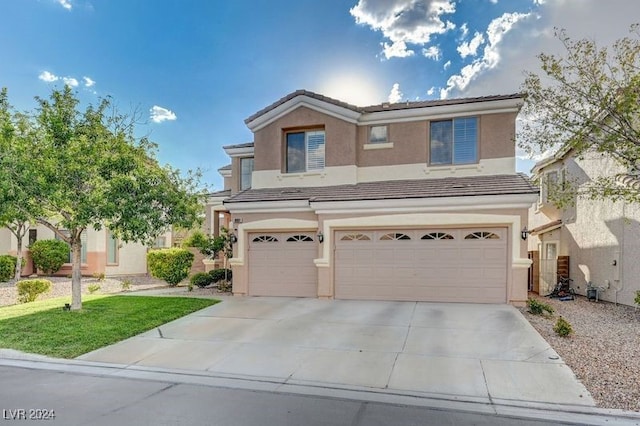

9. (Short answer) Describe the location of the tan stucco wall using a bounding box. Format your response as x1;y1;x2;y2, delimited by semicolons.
479;112;517;160
357;121;429;167
253;106;357;172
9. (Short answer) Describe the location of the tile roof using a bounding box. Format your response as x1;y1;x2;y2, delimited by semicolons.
530;219;562;235
222;142;254;150
244;90;524;124
224;173;538;204
217;164;232;171
207;189;232;198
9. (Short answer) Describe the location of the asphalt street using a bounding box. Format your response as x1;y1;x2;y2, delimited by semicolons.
0;365;576;426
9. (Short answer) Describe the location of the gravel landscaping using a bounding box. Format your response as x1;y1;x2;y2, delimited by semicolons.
520;293;640;412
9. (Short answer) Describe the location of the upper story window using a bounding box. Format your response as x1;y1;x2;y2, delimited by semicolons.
369;125;388;144
240;157;254;190
430;117;478;165
286;130;325;173
540;170;559;204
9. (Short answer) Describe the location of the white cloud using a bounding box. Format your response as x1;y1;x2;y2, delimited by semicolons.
440;11;530;98
83;76;95;87
427;86;436;96
388;83;403;103
62;77;79;87
422;45;442;60
490;0;499;3
150;105;177;123
457;31;485;58
459;22;469;38
443;60;452;70
351;0;457;59
57;0;72;10
38;71;59;83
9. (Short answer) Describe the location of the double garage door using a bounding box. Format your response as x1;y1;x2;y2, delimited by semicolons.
248;228;508;303
335;228;508;303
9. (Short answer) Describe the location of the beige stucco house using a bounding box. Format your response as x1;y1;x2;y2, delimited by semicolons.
212;90;538;305
0;225;172;277
528;148;640;307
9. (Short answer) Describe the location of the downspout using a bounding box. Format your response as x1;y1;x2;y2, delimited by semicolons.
614;202;626;305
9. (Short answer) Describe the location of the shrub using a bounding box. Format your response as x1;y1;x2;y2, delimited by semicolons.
190;272;213;288
553;316;573;337
635;290;640;307
147;248;194;286
0;255;18;282
217;280;232;293
121;279;132;291
527;298;554;316
209;268;232;284
182;231;209;249
92;272;106;281
17;279;52;303
30;239;69;274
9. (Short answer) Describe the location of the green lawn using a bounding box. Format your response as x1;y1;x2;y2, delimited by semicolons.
0;295;217;358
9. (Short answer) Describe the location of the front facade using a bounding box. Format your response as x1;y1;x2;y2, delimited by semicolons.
215;90;538;305
528;149;640;307
0;225;172;277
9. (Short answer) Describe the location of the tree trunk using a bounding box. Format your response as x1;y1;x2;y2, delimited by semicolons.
14;235;23;281
70;238;83;310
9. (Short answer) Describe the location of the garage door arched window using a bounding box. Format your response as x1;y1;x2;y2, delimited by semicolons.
464;231;500;240
286;235;314;242
421;232;454;240
380;232;411;241
252;235;278;243
340;233;371;241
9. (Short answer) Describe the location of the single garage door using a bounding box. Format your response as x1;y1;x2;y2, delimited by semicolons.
248;232;318;297
335;228;507;303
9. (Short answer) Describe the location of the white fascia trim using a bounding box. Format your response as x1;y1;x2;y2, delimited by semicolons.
219;168;232;178
223;146;254;157
357;158;516;183
231;218;319;266
225;199;311;214
358;98;523;126
318;212;526;268
247;96;361;132
312;193;539;215
252;165;358;189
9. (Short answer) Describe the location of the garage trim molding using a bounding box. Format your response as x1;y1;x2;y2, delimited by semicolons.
229;218;318;267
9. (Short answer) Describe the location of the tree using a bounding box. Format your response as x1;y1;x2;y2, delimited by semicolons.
0;88;40;280
3;86;204;309
520;24;640;205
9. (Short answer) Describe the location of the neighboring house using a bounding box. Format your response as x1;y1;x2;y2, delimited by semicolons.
211;90;538;305
0;225;172;277
528;148;640;307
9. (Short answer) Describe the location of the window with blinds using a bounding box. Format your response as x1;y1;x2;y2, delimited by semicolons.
430;117;477;165
286;130;325;173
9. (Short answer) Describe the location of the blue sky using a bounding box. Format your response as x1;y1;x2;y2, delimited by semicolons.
1;0;638;190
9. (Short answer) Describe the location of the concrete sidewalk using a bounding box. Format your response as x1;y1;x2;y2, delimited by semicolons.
76;296;593;409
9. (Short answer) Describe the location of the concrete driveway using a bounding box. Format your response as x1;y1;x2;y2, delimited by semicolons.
78;297;593;407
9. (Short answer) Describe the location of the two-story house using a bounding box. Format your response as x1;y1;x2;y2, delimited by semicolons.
214;90;538;305
528;147;640;307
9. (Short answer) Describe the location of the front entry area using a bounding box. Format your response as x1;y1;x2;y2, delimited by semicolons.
334;228;508;303
247;231;318;297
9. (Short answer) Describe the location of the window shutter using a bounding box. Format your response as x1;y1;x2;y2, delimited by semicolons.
453;117;477;164
306;131;325;171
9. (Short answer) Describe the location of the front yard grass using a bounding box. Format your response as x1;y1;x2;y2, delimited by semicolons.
0;295;217;358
